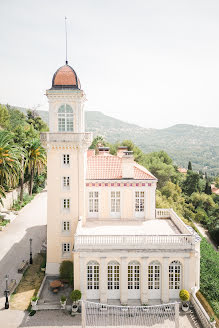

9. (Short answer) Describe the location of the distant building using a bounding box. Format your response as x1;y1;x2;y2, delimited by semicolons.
211;184;219;195
41;63;200;305
178;167;187;174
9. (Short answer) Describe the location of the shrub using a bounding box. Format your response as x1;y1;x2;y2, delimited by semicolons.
179;289;190;302
60;295;67;302
31;296;38;302
59;260;73;285
70;290;81;303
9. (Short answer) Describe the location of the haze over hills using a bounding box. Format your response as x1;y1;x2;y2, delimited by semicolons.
12;106;219;175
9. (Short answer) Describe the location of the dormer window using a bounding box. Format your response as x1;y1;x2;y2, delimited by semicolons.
58;104;73;132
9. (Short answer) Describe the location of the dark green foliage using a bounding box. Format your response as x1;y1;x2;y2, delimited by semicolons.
200;238;219;317
205;180;212;195
182;171;200;196
188;161;192;171
59;261;73;285
70;290;82;303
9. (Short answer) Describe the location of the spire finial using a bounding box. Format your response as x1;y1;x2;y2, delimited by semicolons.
65;16;68;65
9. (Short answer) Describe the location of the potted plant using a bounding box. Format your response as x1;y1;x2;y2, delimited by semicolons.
70;290;81;314
210;316;216;327
31;296;39;307
60;295;67;309
179;289;190;312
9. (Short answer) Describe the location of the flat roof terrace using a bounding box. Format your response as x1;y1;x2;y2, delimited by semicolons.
74;209;197;251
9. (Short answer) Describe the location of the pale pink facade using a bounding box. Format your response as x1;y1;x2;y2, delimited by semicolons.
41;64;200;305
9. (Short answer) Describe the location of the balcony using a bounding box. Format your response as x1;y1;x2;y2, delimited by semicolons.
40;132;92;146
74;209;198;252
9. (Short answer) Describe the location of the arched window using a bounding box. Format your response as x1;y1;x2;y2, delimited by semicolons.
108;261;120;290
148;261;161;290
128;261;140;290
87;261;99;290
58;104;73;132
169;260;182;290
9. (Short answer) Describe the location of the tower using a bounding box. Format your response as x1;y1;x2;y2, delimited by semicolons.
41;63;92;274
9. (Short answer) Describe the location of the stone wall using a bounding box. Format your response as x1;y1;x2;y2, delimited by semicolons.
0;182;29;211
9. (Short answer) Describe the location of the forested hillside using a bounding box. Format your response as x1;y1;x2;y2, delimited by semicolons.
15;107;219;175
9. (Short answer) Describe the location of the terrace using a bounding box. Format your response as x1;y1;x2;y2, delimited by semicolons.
74;208;197;251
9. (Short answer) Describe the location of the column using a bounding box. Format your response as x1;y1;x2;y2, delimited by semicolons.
80;256;86;300
120;257;128;304
183;257;190;291
100;257;107;303
141;257;149;304
162;257;169;303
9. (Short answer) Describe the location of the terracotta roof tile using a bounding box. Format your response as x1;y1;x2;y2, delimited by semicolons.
86;154;156;180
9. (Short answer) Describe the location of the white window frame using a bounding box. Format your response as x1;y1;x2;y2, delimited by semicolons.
108;261;120;290
62;242;71;257
110;190;121;218
62;198;70;211
148;261;161;290
58;104;74;132
62;154;70;167
134;191;145;218
128;261;140;290
87;261;99;290
62;220;70;232
63;176;70;190
88;191;99;217
169;261;182;290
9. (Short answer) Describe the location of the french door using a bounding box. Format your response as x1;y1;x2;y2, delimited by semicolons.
148;261;161;299
169;261;182;299
108;261;120;299
87;261;100;299
128;261;140;299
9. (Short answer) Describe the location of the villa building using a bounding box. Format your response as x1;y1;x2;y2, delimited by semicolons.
41;63;200;305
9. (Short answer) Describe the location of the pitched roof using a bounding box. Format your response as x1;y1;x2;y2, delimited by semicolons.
86;153;156;180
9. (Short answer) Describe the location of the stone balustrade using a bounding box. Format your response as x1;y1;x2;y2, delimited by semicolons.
74;233;194;251
156;208;191;234
40;132;92;145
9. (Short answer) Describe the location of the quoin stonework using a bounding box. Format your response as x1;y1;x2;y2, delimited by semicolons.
41;62;201;305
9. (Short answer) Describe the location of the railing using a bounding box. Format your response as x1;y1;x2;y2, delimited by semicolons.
156;208;191;234
74;233;195;250
40;132;92;144
190;287;215;328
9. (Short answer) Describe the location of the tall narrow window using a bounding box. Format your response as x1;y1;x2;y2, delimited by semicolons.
128;261;140;290
111;191;120;214
89;192;99;213
62;243;70;253
63;199;70;210
87;261;99;290
58;104;73;132
169;261;181;290
63;176;70;189
108;261;120;290
63;221;70;231
148;261;160;290
63;154;70;166
135;191;144;213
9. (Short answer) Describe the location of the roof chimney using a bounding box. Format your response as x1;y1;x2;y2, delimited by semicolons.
122;151;134;179
117;146;128;158
98;147;110;155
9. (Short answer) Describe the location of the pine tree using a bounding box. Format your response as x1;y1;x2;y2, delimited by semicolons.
188;161;192;171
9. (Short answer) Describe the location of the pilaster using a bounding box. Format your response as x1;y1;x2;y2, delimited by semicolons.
100;257;107;303
120;257;128;304
80;257;87;300
140;257;149;304
162;257;169;303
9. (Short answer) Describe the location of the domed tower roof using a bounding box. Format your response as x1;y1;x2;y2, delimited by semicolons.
51;63;81;89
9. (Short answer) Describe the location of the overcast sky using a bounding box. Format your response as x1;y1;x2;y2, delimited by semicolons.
1;0;219;129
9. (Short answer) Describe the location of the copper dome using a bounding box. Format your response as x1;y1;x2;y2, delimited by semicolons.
52;64;81;89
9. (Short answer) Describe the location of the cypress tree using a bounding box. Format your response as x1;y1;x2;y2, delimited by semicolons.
188;161;192;171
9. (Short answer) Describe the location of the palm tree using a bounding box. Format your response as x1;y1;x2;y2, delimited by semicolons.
26;139;46;195
0;185;6;206
0;131;21;188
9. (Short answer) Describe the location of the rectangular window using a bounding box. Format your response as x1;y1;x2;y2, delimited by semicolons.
135;191;144;212
62;243;70;253
63;221;70;231
63;176;70;188
63;154;70;166
89;191;99;213
111;191;120;213
63;199;70;210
